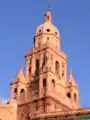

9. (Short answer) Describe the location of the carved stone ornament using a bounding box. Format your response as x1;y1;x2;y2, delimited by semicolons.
20;105;30;120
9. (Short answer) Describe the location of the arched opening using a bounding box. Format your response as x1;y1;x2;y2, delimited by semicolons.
55;61;59;74
43;79;46;96
28;67;31;76
36;59;39;70
46;28;50;32
52;79;55;87
74;93;77;102
47;37;49;40
52;79;55;93
35;59;40;75
14;88;17;99
62;70;64;76
43;79;46;88
39;29;41;33
55;32;57;35
20;89;25;95
20;89;25;101
67;92;71;99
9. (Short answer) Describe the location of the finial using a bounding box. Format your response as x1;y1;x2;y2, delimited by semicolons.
69;68;76;86
44;9;52;22
18;65;23;74
70;68;72;75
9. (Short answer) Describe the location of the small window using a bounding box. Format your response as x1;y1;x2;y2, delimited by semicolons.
39;29;41;33
46;29;50;32
14;88;17;93
55;32;57;35
67;92;71;98
43;79;46;96
47;37;49;40
14;88;17;99
28;67;31;75
52;79;55;87
36;59;39;70
74;93;77;102
62;70;64;76
43;79;46;88
55;61;59;74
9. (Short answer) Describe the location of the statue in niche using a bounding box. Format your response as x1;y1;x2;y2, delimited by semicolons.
42;53;48;69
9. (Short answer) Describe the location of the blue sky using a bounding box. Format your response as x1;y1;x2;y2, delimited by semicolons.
0;0;90;107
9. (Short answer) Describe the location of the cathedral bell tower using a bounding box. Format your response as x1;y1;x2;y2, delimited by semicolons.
24;9;73;114
11;10;79;118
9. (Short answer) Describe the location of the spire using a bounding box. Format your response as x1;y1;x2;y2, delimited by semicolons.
68;68;76;86
44;9;52;22
70;68;72;75
11;66;26;84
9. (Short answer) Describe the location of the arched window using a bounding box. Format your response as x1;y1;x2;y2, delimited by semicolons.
46;28;50;32
43;79;46;88
43;79;46;96
67;92;71;99
39;29;41;33
55;32;57;35
36;59;39;70
55;61;59;74
74;93;77;102
20;89;25;95
35;59;40;75
14;88;17;99
28;67;31;75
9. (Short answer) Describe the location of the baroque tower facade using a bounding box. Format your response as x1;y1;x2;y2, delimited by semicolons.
10;10;79;119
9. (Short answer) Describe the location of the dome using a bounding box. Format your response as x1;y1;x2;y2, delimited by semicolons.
35;10;60;38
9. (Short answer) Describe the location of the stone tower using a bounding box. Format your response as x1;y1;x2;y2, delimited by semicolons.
10;10;79;119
